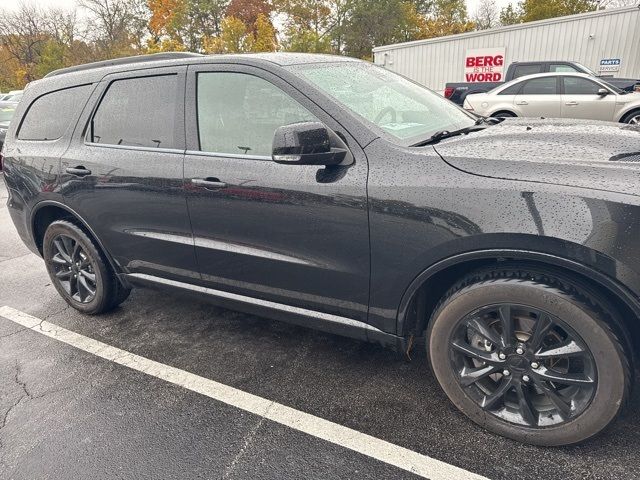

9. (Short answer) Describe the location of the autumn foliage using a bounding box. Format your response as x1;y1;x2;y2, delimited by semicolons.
0;0;604;90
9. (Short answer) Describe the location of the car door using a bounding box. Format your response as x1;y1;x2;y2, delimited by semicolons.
560;76;617;121
183;64;370;323
60;66;199;283
513;76;562;117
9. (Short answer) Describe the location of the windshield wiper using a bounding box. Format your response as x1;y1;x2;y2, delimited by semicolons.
410;116;502;147
410;125;484;147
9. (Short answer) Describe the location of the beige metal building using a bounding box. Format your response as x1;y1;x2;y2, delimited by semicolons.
373;5;640;92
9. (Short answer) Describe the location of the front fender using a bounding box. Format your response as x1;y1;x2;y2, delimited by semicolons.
395;245;640;336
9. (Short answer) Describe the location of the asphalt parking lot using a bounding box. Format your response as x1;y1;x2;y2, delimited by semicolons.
1;179;640;480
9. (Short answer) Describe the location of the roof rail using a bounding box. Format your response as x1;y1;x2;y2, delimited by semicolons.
44;52;204;78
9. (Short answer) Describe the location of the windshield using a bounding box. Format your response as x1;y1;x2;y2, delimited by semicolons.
0;106;15;123
286;61;476;146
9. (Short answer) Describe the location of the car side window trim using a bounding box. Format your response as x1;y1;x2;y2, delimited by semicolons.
83;68;187;152
184;149;271;161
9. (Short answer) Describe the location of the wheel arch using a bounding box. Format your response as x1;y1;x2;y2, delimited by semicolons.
30;200;124;278
619;107;640;124
489;109;517;118
398;249;640;351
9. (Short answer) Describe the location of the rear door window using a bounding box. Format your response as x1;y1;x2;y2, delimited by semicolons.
90;74;178;149
18;85;91;140
520;77;558;95
498;83;523;95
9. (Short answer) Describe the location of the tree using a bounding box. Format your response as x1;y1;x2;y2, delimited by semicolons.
520;0;598;22
474;0;499;30
499;3;522;25
79;0;148;57
251;13;277;51
0;4;51;82
203;16;251;53
282;27;332;52
340;0;432;59
226;0;272;33
422;0;475;37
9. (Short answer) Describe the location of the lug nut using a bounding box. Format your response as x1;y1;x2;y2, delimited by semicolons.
498;352;506;360
502;369;510;376
531;362;540;369
516;346;525;355
522;375;530;382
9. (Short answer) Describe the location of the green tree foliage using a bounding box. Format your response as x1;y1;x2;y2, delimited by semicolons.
282;27;332;53
499;0;598;25
251;13;278;52
520;0;597;22
499;3;522;25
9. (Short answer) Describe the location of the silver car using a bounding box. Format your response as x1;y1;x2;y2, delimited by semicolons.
464;72;640;124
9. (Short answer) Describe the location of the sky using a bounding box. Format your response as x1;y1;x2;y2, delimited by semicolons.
0;0;516;16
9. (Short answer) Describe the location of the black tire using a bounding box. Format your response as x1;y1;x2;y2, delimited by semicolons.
111;280;132;309
427;267;631;446
491;111;516;118
621;109;640;125
43;220;121;315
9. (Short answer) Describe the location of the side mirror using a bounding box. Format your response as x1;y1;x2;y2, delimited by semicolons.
597;88;609;96
272;122;347;166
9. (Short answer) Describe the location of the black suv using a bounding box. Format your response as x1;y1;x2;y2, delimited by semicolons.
3;52;640;446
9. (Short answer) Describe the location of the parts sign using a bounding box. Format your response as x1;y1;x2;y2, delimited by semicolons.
465;48;506;82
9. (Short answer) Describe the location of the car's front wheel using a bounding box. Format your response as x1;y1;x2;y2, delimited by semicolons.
43;220;128;314
621;109;640;125
427;268;631;446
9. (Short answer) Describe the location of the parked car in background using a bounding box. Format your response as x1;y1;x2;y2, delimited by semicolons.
463;72;640;124
1;92;23;103
3;52;640;447
445;61;640;105
0;90;23;102
0;103;16;152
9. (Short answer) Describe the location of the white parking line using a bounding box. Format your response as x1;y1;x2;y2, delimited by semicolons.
0;305;489;480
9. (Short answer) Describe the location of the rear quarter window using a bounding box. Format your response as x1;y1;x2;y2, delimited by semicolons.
18;85;91;141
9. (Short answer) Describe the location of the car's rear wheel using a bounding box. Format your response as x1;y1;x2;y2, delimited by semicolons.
427;268;631;446
43;220;126;314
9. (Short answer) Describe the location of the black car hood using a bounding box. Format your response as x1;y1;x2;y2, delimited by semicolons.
433;117;640;196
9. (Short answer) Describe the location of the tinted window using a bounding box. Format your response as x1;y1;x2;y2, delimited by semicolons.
197;72;317;156
18;85;90;140
498;83;522;95
512;65;543;79
520;77;558;95
549;64;579;73
563;77;603;95
91;75;177;149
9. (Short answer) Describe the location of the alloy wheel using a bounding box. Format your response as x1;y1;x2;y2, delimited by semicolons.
50;234;98;303
628;114;640;125
449;303;596;427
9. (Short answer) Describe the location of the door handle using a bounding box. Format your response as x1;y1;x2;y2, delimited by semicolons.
565;101;579;106
192;177;227;189
515;101;528;105
66;166;92;177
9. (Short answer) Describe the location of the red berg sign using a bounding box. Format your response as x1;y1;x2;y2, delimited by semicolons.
464;47;506;82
